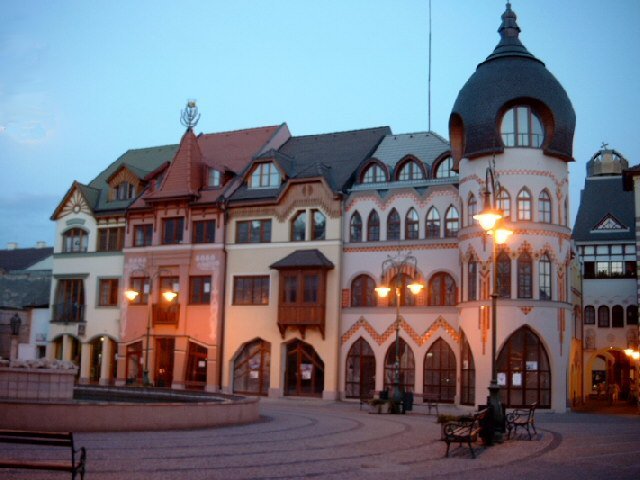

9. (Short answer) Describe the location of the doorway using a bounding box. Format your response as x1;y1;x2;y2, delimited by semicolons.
285;340;324;397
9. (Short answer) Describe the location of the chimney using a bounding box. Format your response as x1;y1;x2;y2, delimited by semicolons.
35;241;47;249
6;242;18;250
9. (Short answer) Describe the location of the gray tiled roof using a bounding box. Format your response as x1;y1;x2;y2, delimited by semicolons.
370;131;450;170
0;247;53;272
0;271;51;308
572;176;635;242
270;249;335;270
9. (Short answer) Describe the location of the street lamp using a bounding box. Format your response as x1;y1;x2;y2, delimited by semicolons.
474;165;513;443
624;347;640;413
374;253;424;406
125;269;177;386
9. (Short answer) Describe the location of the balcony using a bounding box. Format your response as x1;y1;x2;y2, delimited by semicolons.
153;303;180;326
51;303;85;323
277;305;325;339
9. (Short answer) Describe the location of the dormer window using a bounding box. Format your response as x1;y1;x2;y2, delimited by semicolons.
362;164;386;183
397;160;424;181
501;106;543;147
207;168;221;188
116;181;135;200
250;162;280;189
434;156;455;179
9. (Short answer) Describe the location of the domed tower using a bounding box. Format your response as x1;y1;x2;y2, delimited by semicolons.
452;3;575;412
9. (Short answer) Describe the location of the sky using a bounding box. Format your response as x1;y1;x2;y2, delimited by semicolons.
1;0;639;249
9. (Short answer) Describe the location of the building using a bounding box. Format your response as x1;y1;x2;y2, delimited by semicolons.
573;148;638;399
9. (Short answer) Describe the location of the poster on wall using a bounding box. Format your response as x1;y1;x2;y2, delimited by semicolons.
526;361;538;371
497;372;507;386
301;363;313;380
512;372;522;386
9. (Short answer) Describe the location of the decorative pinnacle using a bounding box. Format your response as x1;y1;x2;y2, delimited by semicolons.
499;2;521;38
180;99;201;128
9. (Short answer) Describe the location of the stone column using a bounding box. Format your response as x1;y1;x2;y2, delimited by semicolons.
79;342;91;384
99;338;112;385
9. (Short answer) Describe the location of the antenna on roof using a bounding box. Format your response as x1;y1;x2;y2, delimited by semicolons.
428;0;432;132
180;99;200;129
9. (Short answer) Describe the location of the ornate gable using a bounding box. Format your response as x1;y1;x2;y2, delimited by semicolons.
592;213;628;232
51;182;95;220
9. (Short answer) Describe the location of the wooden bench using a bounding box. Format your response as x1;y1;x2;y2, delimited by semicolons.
505;402;537;440
443;409;487;459
0;430;86;479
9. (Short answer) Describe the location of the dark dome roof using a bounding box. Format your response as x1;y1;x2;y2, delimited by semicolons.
449;3;575;163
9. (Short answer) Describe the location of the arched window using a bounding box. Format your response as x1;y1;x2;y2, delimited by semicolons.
311;210;325;240
598;306;610;328
627;305;639;325
496;251;511;298
116;181;135;200
444;207;459;238
350;212;362;242
584;305;595;324
345;338;376;399
291;210;306;241
250;162;280;188
384;338;415;393
387;209;401;241
233;339;270;396
468;260;478;301
62;228;88;253
423;338;456;403
612;305;624;328
496;326;551;407
362;164;386;183
429;272;457;306
389;273;418;307
467;194;477;226
434;156;455;179
351;274;376;307
517;252;532;299
460;331;475;405
538;190;552;223
500;106;544;148
425;207;440;238
405;208;419;240
539;254;551;300
397;160;424;181
497;188;511;220
367;210;380;242
517;188;532;221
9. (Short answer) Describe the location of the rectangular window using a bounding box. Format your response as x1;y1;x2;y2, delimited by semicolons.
129;277;149;304
610;245;623;255
610;261;624;276
235;219;271;243
233;276;270;305
583;245;595;255
303;274;319;303
189;276;211;304
98;278;119;306
283;275;298;304
596;245;609;255
97;227;125;252
207;169;221;187
134;224;153;247
192;220;216;244
162;217;184;244
596;261;610;277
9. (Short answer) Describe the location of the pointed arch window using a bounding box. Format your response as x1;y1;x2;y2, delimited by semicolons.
434;156;455;179
429;272;457;306
345;338;376;399
538;190;552;223
460;331;475;405
467;194;477;226
398;160;424;181
405;208;419;240
362;164;386;183
387;209;401;241
497;326;551;407
497;189;511;220
350;212;362;242
500;106;544;148
517;252;532;298
444;206;459;238
496;251;511;298
233;339;270;396
468;260;478;301
539;254;551;300
384;338;415;393
424;338;456;403
425;207;440;238
367;210;380;242
517;188;532;221
350;274;376;307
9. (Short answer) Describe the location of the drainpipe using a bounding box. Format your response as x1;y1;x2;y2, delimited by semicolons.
337;193;345;401
217;204;228;392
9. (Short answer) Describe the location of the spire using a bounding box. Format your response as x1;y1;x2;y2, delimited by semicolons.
483;2;540;64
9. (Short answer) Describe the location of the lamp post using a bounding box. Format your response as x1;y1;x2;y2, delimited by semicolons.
374;253;424;406
125;269;177;386
474;166;513;443
624;347;640;414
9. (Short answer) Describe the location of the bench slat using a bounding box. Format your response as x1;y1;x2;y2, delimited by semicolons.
0;460;77;471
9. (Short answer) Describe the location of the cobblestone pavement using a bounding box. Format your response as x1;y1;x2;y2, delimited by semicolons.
3;398;640;479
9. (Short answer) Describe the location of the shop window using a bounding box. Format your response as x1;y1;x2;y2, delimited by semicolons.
423;338;456;403
345;338;376;399
384;338;415;393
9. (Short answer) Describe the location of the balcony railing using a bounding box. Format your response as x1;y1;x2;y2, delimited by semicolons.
153;303;180;325
51;303;85;323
